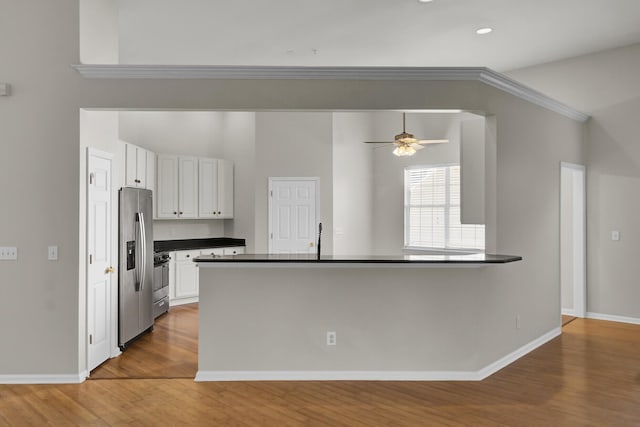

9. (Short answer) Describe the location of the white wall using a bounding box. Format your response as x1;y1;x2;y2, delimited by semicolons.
253;112;334;254
509;43;640;320
332;113;374;255
79;0;118;64
222;112;257;251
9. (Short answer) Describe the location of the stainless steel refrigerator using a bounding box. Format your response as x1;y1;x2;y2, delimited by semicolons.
118;187;154;350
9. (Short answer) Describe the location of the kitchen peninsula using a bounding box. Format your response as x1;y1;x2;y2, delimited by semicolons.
194;253;528;382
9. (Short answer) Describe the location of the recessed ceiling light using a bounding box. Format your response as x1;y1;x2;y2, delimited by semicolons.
476;27;493;35
418;0;434;3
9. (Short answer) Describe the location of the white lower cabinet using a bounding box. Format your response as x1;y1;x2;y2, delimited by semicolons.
169;247;245;306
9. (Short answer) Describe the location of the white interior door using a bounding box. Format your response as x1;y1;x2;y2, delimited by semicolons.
87;149;113;371
560;162;586;318
269;178;319;254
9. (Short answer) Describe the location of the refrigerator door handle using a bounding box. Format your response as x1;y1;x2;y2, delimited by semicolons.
139;212;147;290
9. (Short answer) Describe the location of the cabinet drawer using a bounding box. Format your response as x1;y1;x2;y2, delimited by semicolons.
176;250;201;261
223;247;245;255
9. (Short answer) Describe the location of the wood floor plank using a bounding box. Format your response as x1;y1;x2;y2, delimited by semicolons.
3;309;640;425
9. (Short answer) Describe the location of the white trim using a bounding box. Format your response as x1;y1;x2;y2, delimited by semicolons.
170;296;199;307
71;65;589;123
0;372;87;384
560;162;587;318
475;327;561;380
195;327;560;382
586;312;640;325
562;308;576;316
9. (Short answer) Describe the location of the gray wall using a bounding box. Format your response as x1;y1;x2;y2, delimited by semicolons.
509;43;640;319
253;112;334;254
332;113;374;255
371;112;466;255
0;0;583;378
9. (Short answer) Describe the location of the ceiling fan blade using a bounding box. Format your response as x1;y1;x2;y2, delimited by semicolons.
363;141;394;144
416;139;449;145
409;143;425;150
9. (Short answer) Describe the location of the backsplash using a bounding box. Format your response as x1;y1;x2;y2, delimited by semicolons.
153;220;225;240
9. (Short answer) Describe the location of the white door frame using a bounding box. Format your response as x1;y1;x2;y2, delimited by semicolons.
268;177;320;254
560;162;586;318
86;147;118;373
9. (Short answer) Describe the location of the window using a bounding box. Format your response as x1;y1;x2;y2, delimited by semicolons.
404;165;485;251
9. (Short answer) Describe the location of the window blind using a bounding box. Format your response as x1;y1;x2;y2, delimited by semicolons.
405;165;485;251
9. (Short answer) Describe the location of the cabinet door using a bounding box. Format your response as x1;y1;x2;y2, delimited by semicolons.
125;144;139;187
146;150;155;192
198;158;218;218
179;157;198;218
157;155;179;219
136;147;147;188
217;159;234;218
175;251;199;299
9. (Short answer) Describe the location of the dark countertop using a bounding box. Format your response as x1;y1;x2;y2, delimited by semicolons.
154;237;246;253
194;253;522;264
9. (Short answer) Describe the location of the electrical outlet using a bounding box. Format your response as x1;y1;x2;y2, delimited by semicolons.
0;247;18;260
516;315;521;329
326;331;337;346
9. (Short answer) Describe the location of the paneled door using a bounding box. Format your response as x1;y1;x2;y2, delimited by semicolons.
268;178;319;254
87;148;113;372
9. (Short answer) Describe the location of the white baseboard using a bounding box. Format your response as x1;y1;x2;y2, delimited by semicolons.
586;312;640;325
196;327;561;382
561;308;575;316
170;297;198;307
0;372;87;384
475;327;561;380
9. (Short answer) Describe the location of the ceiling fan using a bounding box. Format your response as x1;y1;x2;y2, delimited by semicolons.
364;112;449;156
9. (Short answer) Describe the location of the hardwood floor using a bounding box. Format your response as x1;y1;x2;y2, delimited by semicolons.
1;315;639;425
562;314;577;326
89;303;198;379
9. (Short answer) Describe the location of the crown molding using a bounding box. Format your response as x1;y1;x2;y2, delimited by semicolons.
72;64;589;122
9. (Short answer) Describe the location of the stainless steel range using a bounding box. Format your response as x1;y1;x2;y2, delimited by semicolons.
152;252;170;318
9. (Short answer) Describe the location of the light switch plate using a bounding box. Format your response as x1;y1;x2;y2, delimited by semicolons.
48;246;58;261
0;247;18;260
0;83;10;96
611;230;620;241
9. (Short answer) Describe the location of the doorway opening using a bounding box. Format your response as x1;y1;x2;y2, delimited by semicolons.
560;162;586;320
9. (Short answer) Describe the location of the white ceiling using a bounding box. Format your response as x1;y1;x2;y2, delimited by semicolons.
116;0;640;71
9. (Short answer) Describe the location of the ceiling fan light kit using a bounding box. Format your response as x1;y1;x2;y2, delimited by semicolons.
364;112;449;157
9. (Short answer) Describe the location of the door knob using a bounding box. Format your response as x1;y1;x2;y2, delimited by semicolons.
106;266;115;274
310;242;314;247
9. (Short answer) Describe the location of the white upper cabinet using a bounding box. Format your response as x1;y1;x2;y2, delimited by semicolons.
198;158;234;219
198;158;219;219
217;159;234;218
124;143;153;189
178;156;198;219
157;154;233;220
156;155;179;219
156;155;202;219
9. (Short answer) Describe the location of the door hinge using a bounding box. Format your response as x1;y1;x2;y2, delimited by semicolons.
89;254;93;264
270;190;273;197
89;334;93;345
270;233;273;239
89;172;95;185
